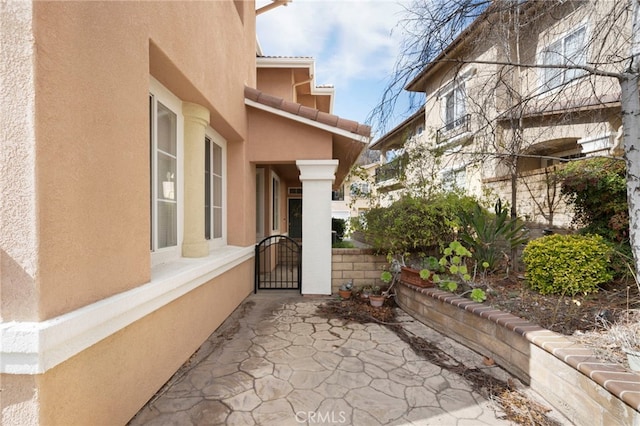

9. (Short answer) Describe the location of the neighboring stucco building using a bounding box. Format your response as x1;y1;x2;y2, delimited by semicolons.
372;0;630;228
0;1;369;424
331;161;377;227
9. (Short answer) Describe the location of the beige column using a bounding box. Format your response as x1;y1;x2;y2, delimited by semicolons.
182;102;210;257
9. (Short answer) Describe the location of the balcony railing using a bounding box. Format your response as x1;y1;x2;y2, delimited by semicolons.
375;157;405;183
436;114;470;143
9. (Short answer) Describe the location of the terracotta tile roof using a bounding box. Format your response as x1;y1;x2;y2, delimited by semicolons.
245;86;371;138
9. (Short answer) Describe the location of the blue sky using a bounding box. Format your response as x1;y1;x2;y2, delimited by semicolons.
256;0;417;139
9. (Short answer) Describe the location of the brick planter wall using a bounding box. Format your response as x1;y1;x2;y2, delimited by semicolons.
331;248;387;293
396;282;640;425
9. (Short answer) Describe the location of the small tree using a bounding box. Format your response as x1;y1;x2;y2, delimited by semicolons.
371;0;640;279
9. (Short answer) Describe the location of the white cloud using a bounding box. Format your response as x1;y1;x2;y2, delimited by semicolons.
257;0;409;88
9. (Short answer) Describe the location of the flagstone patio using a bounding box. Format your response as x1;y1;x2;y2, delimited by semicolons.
128;291;563;425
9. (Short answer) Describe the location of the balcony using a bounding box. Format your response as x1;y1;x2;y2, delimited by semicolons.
375;157;405;184
436;114;470;144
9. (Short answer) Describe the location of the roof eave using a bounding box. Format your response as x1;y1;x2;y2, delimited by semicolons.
370;106;425;150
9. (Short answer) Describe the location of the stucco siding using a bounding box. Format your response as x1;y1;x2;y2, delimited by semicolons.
30;1;255;320
37;261;253;426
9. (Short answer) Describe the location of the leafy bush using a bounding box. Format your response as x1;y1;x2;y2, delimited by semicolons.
522;234;613;295
459;199;528;272
429;241;487;303
355;193;477;257
332;240;355;248
332;217;346;242
558;158;628;242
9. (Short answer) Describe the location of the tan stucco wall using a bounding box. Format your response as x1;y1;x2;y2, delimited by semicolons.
28;1;255;320
247;109;332;162
257;68;295;101
36;262;253;426
1;0;38;322
3;1;259;423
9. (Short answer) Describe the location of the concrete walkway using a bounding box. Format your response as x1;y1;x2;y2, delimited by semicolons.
128;292;534;425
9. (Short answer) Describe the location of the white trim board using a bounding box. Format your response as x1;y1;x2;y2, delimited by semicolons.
245;99;370;144
0;245;254;374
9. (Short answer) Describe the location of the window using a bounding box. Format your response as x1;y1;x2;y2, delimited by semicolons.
443;84;466;130
441;167;466;192
541;26;587;92
271;173;280;232
332;186;344;201
205;133;226;246
350;182;370;197
150;79;183;264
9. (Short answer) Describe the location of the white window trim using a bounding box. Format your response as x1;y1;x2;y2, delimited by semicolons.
256;168;265;241
205;127;227;249
434;67;476;99
537;23;589;95
270;171;281;234
150;77;184;267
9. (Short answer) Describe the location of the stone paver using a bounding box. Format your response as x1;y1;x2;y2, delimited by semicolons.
129;292;556;425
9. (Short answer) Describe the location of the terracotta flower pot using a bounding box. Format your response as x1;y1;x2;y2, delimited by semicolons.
338;289;352;299
369;294;385;307
400;266;434;288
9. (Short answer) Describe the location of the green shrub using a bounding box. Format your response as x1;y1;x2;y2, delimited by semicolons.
332;240;355;248
522;234;613;295
356;193;476;257
332;217;346;242
557;158;628;242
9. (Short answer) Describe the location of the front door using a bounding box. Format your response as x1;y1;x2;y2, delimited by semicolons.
288;198;302;239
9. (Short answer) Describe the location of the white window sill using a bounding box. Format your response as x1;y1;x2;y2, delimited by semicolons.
1;245;254;375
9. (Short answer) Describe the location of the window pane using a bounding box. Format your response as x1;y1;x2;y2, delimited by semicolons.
213;143;222;174
543;48;563;90
213;206;222;238
565;28;585;65
565;28;586;82
157;200;177;248
206;139;224;241
150;95;154;250
157;102;176;155
445;93;455;127
213;175;222;207
455;85;466;119
205;138;211;240
157;152;176;201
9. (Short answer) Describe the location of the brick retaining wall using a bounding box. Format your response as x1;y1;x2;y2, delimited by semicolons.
396;282;640;425
331;248;388;293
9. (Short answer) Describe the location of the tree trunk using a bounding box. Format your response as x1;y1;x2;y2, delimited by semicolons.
622;0;640;276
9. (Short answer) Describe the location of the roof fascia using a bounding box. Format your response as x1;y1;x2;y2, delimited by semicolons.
405;19;484;92
245;98;370;144
370;106;425;150
405;1;535;92
257;56;316;73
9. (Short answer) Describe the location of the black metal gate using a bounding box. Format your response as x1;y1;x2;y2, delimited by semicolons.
255;235;301;292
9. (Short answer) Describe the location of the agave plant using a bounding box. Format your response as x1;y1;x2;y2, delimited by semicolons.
459;199;528;272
